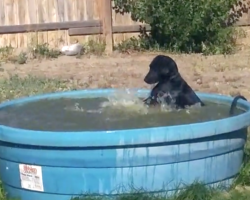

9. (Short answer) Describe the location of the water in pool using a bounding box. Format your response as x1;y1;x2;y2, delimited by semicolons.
0;91;244;131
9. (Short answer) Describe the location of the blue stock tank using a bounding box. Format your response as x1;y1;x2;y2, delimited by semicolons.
0;89;248;200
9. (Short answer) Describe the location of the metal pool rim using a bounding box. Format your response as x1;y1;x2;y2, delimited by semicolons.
0;88;249;147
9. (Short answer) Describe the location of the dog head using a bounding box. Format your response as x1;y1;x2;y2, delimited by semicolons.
144;55;179;84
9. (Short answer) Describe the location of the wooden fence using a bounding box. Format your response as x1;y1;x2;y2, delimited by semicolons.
0;0;249;53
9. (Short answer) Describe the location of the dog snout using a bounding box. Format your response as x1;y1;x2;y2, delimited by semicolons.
144;71;158;84
144;75;151;84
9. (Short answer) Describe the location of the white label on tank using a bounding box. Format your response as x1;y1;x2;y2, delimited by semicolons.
19;164;44;192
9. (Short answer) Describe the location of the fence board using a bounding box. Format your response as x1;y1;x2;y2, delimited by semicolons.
0;0;248;49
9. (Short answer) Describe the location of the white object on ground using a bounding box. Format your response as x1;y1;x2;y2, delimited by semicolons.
60;45;70;54
60;43;83;56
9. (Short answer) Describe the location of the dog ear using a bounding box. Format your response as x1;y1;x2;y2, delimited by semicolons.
161;67;169;76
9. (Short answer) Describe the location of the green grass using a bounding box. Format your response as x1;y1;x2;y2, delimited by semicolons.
0;75;79;102
0;75;250;200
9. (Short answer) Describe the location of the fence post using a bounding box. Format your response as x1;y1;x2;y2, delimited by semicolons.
101;0;113;53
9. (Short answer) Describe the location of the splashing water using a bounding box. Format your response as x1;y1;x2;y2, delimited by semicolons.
65;88;204;118
64;89;149;115
65;89;203;116
100;89;148;115
156;91;176;112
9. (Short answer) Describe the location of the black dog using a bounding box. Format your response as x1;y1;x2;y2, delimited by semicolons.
229;95;247;115
143;55;204;109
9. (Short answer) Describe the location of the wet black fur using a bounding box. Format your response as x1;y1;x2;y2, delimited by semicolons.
143;55;204;109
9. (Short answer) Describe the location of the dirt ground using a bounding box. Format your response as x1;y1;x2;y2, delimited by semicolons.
1;50;250;99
